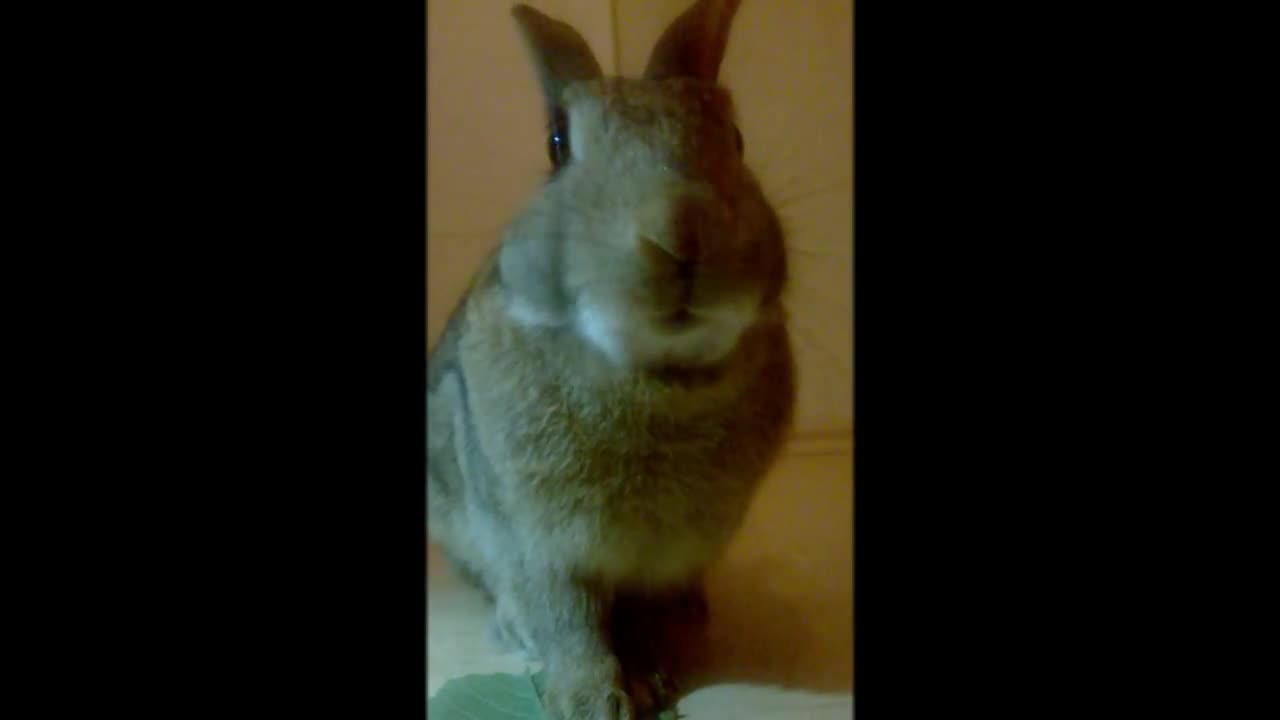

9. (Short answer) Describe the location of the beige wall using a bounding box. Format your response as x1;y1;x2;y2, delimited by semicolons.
428;1;852;438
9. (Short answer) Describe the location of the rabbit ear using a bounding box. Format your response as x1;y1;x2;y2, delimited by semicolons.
511;4;604;110
643;0;742;82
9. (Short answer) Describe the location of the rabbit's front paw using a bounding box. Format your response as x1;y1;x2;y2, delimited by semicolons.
543;660;633;720
488;613;534;659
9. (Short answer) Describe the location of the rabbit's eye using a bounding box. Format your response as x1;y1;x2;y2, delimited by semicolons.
548;109;570;171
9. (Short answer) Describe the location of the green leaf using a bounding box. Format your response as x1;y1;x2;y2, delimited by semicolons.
428;670;683;720
428;672;548;719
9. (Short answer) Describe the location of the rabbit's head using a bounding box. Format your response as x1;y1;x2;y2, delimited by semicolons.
500;0;786;369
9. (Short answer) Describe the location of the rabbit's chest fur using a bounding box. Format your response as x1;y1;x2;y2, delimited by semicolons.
450;280;793;588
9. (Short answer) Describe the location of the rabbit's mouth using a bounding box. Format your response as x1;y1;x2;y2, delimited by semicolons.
574;296;759;369
663;308;694;328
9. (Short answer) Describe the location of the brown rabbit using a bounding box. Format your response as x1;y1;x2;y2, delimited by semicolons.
427;1;794;717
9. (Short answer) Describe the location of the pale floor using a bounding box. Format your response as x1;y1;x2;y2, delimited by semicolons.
428;450;854;719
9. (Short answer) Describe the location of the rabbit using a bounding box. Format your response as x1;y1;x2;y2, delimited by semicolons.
427;1;794;717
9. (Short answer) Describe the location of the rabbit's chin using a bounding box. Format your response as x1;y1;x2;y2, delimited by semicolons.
574;298;758;368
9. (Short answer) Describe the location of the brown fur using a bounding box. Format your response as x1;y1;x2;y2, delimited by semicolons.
428;2;793;718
